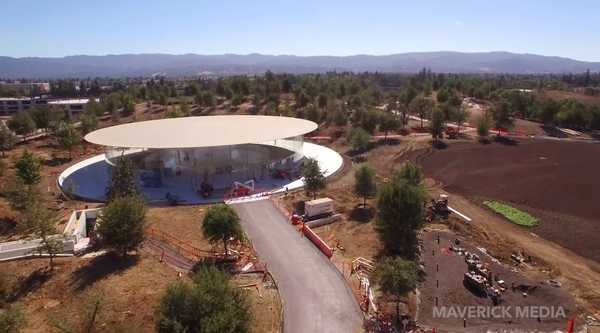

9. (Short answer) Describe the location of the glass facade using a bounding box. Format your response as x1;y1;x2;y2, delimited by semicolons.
104;135;304;191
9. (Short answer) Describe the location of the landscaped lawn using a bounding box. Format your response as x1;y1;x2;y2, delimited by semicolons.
483;200;539;227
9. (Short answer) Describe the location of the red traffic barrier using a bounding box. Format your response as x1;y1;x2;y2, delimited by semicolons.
302;225;333;258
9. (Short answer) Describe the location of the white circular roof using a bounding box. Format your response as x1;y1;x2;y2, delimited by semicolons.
84;115;317;149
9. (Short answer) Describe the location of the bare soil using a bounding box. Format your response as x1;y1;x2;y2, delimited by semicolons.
408;139;600;262
418;225;581;332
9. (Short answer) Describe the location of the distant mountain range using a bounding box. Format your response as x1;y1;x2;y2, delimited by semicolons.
1;52;600;79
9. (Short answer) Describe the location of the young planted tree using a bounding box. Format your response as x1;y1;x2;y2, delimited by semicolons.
97;195;146;257
157;266;252;333
7;112;36;136
5;177;41;212
379;113;400;143
374;257;418;327
106;155;138;201
0;125;17;157
476;113;492;142
394;161;423;187
409;95;434;128
202;204;244;256
354;164;377;207
14;150;41;185
80;109;99;134
429;107;445;144
22;205;63;269
348;128;371;153
54;121;82;160
491;99;515;134
29;107;53;131
453;105;470;134
375;164;426;259
302;157;326;199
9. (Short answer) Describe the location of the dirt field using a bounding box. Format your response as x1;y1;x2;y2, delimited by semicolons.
411;139;600;262
542;90;600;106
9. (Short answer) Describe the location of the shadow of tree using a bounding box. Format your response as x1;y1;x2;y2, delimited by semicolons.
432;140;448;149
349;205;375;223
70;253;139;292
0;217;17;236
191;257;237;274
493;135;519;146
9;268;52;302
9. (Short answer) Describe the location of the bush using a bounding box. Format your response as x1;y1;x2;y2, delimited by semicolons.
483;200;538;227
0;306;26;333
157;266;252;333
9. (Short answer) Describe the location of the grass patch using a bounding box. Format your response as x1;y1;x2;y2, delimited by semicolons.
483;200;539;227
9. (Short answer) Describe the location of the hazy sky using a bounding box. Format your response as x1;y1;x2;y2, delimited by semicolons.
2;0;598;61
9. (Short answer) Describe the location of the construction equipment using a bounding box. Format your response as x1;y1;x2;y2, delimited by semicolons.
429;194;450;220
464;271;488;296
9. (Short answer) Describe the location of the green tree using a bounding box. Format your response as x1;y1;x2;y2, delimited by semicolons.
374;257;418;327
7;112;36;136
121;95;136;116
5;177;41;212
80;109;99;134
430;107;445;144
106;156;138;201
379;112;400;142
452;105;470;134
0;124;17;157
201;204;244;255
394;161;423;187
375;164;425;258
180;100;191;116
348;128;371;153
331;107;348;126
54;121;81;160
22;204;63;269
302;157;326;199
85;98;105;116
157;266;252;333
354;164;377;207
0;306;27;333
476;113;492;142
14;150;41;185
29;107;52;131
491;99;515;132
409;95;434;128
360;110;379;134
97;195;146;257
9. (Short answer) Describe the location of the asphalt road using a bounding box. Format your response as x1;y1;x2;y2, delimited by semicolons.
232;199;363;333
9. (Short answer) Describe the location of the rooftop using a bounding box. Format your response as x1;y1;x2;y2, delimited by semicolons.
84;115;318;149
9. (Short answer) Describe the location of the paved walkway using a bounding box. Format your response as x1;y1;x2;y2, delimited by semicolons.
232;199;362;333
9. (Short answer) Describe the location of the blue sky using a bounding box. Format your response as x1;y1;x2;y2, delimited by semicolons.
2;1;598;61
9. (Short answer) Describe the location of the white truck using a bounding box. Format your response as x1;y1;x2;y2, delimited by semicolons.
304;198;334;220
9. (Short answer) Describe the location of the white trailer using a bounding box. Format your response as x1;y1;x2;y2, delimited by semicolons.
304;198;334;220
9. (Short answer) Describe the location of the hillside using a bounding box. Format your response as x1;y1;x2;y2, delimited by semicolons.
2;51;600;79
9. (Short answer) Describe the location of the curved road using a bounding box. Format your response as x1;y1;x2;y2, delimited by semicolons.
232;199;362;333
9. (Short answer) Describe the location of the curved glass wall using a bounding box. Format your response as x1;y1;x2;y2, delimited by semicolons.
104;135;304;190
